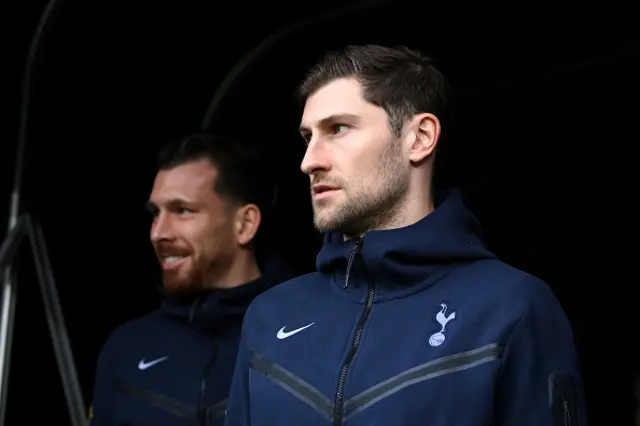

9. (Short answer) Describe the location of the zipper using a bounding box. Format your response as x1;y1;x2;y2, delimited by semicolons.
334;237;374;425
550;372;579;426
560;394;573;426
343;238;363;289
198;341;219;426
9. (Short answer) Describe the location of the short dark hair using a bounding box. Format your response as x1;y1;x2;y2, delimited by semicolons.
157;132;277;221
297;44;452;138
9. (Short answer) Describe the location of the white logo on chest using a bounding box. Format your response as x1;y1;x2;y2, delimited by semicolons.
428;303;456;347
276;322;315;339
138;356;169;370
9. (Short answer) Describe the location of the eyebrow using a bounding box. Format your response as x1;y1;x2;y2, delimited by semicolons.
299;113;361;134
144;198;195;212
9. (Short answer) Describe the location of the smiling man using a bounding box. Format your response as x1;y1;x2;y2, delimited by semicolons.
89;132;292;426
224;45;587;426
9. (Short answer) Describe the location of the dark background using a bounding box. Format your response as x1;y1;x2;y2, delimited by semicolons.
3;0;638;424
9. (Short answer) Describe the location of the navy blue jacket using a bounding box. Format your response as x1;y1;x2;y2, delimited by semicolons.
90;257;292;426
225;189;587;426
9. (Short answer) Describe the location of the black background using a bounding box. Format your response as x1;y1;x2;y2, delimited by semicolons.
3;0;639;424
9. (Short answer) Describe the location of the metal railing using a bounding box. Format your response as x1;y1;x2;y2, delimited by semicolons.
0;216;88;426
0;0;87;424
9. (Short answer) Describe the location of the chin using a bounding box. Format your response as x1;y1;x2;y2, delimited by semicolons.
162;272;204;298
313;216;340;234
316;212;367;236
312;208;329;227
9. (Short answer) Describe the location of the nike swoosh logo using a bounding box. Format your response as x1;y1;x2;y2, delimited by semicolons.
277;323;315;339
138;356;169;370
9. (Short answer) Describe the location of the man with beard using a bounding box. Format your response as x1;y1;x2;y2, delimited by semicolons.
224;45;587;426
89;133;292;426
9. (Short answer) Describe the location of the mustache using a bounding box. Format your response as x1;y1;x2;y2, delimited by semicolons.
311;177;342;188
154;242;190;256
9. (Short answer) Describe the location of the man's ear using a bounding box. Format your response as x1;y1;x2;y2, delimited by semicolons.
234;204;262;246
406;112;441;163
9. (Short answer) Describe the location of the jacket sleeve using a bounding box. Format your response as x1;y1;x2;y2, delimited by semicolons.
225;327;252;426
493;281;588;426
89;335;117;426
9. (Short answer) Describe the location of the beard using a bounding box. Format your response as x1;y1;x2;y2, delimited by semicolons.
161;251;234;299
161;261;208;299
312;138;409;237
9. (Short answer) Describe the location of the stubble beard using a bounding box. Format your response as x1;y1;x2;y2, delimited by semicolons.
313;139;409;237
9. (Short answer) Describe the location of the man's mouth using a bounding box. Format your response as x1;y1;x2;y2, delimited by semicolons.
312;185;339;199
159;255;189;270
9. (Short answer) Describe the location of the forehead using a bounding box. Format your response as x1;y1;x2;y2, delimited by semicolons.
301;78;378;128
150;159;218;203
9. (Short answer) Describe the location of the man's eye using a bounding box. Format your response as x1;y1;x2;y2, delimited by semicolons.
333;124;350;134
177;207;192;215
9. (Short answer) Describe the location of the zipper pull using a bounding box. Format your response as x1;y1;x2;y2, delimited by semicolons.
188;295;206;323
343;237;363;289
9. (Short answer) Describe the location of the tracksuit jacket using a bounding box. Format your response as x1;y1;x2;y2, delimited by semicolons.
90;256;292;426
225;189;587;426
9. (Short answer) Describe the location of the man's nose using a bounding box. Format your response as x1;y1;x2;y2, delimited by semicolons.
300;139;331;175
150;212;174;244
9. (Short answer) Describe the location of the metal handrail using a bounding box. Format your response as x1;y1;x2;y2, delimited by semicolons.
1;0;87;424
0;215;87;426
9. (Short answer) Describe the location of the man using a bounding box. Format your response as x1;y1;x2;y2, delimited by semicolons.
90;133;292;426
225;45;587;426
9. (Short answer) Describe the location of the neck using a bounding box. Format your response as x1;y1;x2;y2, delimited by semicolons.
387;169;436;231
397;183;435;228
347;182;434;240
212;249;261;289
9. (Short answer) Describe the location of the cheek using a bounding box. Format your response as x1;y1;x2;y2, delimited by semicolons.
360;134;392;165
354;147;389;177
196;219;236;253
182;219;215;249
338;146;375;175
